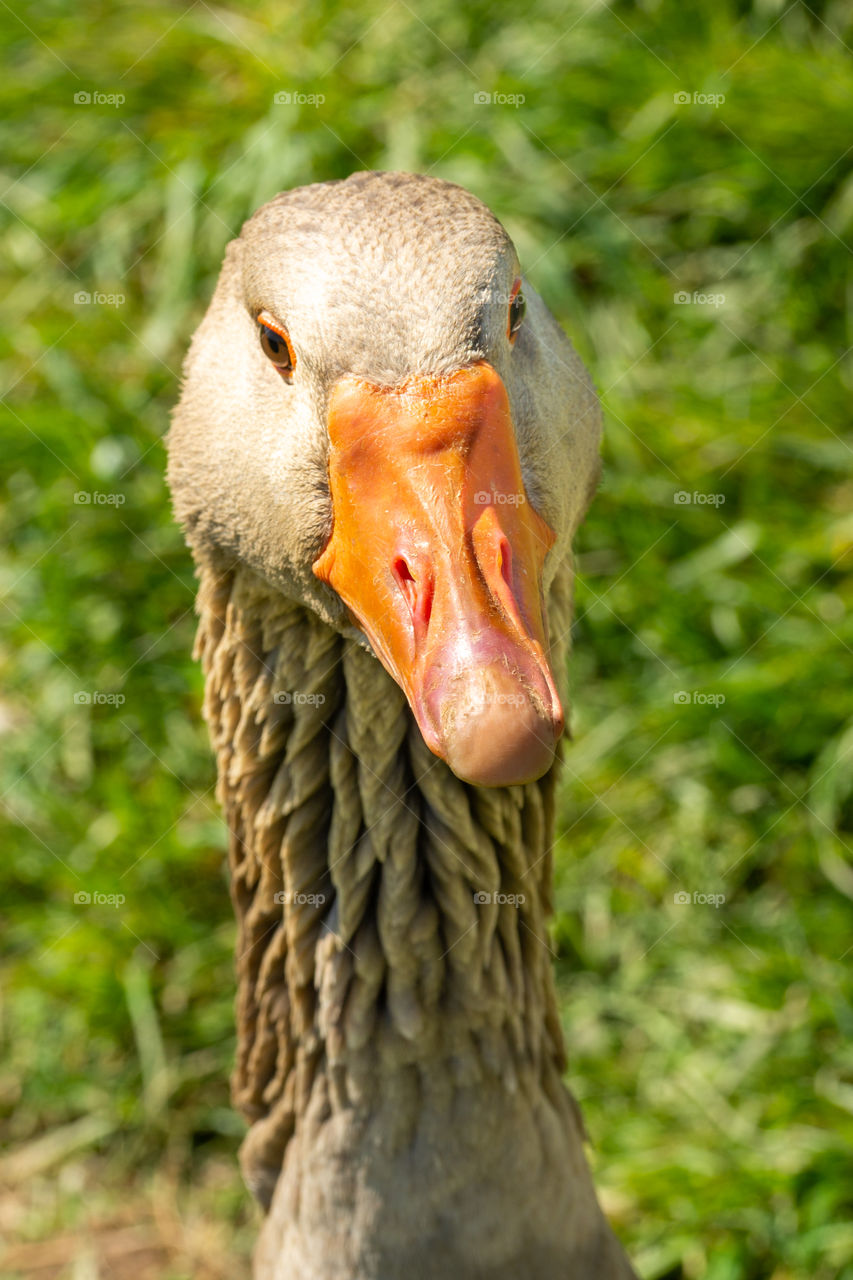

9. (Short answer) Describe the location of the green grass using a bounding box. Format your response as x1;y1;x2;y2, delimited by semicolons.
2;2;852;1277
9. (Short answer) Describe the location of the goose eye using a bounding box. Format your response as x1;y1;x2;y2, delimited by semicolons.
507;280;526;343
257;314;296;379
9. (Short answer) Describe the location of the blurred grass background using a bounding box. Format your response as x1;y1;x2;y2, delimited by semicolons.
1;1;852;1277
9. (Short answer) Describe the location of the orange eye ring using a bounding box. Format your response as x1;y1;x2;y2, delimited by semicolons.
507;278;525;344
257;312;296;380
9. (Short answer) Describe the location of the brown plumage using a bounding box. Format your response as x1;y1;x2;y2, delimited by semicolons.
169;171;636;1279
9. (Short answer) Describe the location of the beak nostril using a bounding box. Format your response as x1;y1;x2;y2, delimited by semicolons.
498;538;513;592
392;556;433;634
392;556;416;608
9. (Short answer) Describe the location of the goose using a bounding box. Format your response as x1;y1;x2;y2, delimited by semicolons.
168;170;637;1280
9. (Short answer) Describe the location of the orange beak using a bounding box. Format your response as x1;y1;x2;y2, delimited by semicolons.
312;361;564;787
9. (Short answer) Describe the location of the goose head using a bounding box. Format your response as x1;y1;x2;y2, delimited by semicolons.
169;171;601;787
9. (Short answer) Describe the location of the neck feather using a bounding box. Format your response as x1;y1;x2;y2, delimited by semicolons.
194;556;576;1210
